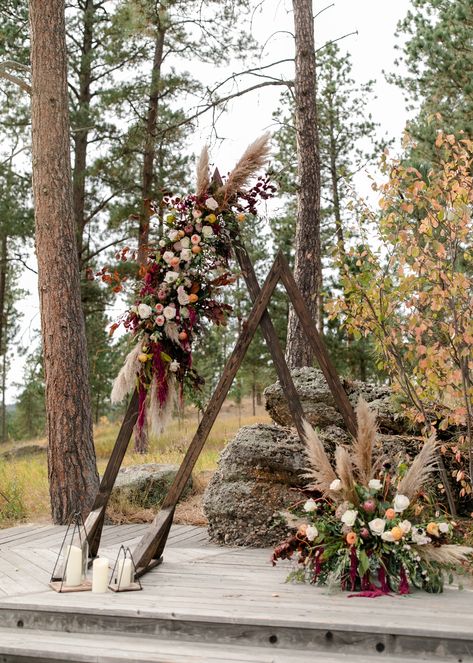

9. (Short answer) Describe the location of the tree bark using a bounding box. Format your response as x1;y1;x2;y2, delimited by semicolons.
72;0;94;260
286;0;321;368
138;24;166;265
0;234;6;443
135;23;166;454
29;0;99;522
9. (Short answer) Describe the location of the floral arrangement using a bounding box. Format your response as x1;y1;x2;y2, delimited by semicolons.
272;399;472;595
111;134;275;436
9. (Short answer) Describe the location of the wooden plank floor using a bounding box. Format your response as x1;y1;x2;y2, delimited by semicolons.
0;523;472;662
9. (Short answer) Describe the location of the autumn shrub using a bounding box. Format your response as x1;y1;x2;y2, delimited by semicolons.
329;132;473;512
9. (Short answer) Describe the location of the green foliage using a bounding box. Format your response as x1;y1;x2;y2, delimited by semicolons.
329;132;473;502
271;44;385;379
392;0;473;163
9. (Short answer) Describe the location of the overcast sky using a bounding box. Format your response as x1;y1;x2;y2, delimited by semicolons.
9;0;414;402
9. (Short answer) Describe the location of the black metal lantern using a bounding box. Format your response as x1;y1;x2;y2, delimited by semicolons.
49;512;91;593
109;545;142;592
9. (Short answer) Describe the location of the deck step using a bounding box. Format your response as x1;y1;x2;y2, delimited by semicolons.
0;628;457;663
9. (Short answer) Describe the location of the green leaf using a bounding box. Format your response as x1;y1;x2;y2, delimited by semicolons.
358;549;370;576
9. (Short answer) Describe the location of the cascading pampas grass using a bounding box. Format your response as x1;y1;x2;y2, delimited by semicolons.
111;341;142;404
301;419;337;493
397;434;438;499
148;376;178;437
216;132;271;202
196;145;210;198
352;397;380;484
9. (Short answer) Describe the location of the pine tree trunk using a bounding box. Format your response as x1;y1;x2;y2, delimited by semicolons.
286;0;321;368
29;0;99;523
72;0;94;261
138;24;166;265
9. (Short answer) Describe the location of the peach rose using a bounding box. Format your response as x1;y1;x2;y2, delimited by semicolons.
385;508;396;520
188;294;198;303
426;522;440;537
390;526;403;541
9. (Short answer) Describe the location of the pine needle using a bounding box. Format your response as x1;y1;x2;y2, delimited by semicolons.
352;397;377;484
195;145;210;198
397;434;438;499
217;132;271;201
301;419;337;493
335;446;358;504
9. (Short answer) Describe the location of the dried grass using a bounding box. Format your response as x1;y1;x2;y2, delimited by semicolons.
301;419;337;493
352;397;377;484
416;543;473;566
217;132;271;202
397;434;438;499
111;340;142;404
195;145;210;197
335;446;358;504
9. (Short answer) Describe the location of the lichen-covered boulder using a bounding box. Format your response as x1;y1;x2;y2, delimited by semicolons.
264;367;408;433
203;424;305;546
111;463;191;508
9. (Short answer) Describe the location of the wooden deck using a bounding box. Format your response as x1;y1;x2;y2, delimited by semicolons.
0;523;471;662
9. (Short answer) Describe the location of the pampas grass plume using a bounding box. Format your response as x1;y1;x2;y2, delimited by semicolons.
217;132;271;201
397;434;438;499
301;419;337;493
111;341;142;404
196;145;210;198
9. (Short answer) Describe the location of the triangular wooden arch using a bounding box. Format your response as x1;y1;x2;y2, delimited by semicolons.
85;245;357;576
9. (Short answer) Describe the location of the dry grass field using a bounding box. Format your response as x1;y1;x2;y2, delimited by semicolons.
0;399;270;528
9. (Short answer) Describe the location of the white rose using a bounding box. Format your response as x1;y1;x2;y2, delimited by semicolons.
137;303;152;319
164;271;178;284
205;197;219;211
180;236;190;248
393;494;410;513
163;306;176;320
168;230;179;241
368;479;382;491
169;360;179;372
438;522;450;534
341;509;357;527
306;525;318;542
163;251;175;265
399;520;412;534
303;499;317;513
173;241;182;251
159;239;166;247
369;518;386;536
329;478;342;491
180;307;189;319
180;249;192;262
202;225;213;237
381;531;395;542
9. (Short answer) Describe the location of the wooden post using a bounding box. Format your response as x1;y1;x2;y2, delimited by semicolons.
132;255;283;574
85;389;139;558
278;253;357;437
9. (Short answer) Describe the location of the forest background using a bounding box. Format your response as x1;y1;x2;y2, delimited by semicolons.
0;0;414;442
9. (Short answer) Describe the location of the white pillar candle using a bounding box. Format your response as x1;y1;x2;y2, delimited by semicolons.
117;558;133;589
92;557;109;593
64;545;83;587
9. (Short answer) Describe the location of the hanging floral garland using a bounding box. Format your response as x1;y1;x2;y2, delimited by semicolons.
110;134;275;436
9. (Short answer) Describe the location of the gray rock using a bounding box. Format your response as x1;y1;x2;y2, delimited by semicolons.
203;422;419;548
264;367;408;433
203;424;307;547
0;444;46;460
112;463;191;509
